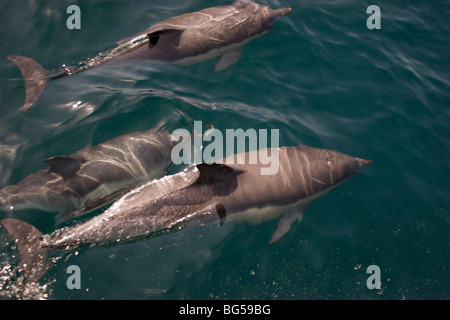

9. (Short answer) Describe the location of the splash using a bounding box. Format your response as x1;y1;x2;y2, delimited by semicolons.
0;259;54;300
0;236;54;300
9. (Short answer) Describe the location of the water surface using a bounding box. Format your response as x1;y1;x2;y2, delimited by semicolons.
0;0;449;299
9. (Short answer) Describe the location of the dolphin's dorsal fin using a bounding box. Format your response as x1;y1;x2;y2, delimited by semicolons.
194;163;240;185
44;156;86;181
148;32;160;48
117;21;187;46
147;27;184;48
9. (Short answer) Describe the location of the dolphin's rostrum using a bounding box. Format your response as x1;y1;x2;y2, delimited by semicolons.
0;144;371;282
7;0;291;111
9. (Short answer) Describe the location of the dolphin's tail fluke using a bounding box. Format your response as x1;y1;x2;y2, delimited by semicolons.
0;218;50;282
7;55;52;111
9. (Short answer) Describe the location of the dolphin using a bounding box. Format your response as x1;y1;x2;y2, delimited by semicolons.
0;144;371;282
7;0;291;111
0;128;175;220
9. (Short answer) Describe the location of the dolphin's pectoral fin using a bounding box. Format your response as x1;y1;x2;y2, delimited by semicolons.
216;203;227;225
269;206;307;244
215;47;243;72
44;156;86;181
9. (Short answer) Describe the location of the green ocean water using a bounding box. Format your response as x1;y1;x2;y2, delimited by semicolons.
0;0;448;300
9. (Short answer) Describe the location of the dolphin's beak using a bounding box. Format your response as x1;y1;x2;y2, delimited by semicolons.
355;158;372;169
276;7;292;16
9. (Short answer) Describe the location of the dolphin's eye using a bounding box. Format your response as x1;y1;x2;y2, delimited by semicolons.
326;154;336;166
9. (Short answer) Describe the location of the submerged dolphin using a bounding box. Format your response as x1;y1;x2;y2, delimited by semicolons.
0;144;371;282
0;129;175;219
7;0;291;111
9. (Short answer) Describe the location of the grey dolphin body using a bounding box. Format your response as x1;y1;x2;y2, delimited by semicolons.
0;144;371;282
0;129;175;219
7;0;291;111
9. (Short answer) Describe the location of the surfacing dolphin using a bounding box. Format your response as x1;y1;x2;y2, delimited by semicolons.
7;0;291;111
0;144;371;282
0;129;175;220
